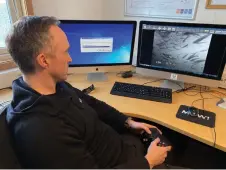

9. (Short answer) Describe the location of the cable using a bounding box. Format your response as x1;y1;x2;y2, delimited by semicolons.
177;85;196;93
190;97;215;108
176;85;204;96
200;86;204;114
172;82;205;96
184;90;200;96
180;86;200;96
169;80;226;100
190;86;217;148
213;127;216;148
181;85;225;98
211;90;226;97
201;93;216;148
207;92;218;148
142;79;164;85
208;91;224;99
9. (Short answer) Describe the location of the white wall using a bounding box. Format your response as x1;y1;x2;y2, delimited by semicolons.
32;0;103;20
102;0;226;65
32;0;226;65
102;0;226;24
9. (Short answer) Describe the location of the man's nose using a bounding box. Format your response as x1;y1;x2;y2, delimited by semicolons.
68;55;72;63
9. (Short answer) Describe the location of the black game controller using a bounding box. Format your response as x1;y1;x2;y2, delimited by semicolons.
140;128;171;147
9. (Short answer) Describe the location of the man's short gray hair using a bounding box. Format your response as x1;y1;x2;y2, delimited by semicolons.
5;16;60;74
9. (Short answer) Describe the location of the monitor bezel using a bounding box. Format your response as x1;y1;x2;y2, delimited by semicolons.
59;20;137;67
137;20;226;81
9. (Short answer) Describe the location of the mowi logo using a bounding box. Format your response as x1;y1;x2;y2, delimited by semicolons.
181;110;210;120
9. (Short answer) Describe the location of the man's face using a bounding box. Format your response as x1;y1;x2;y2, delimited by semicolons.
46;26;72;81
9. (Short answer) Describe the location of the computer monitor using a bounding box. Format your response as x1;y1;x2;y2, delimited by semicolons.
136;21;226;90
59;20;137;81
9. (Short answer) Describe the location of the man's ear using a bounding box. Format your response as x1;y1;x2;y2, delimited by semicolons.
36;53;49;69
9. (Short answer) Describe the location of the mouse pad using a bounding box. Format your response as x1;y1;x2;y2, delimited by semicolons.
176;105;216;128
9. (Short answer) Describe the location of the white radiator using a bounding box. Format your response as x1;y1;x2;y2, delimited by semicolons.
0;68;21;90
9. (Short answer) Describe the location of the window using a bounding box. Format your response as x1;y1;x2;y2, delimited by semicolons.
0;0;33;71
0;0;22;55
0;0;11;50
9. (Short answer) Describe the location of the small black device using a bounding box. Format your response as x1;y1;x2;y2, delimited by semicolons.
82;84;95;94
140;128;171;147
121;71;133;78
110;82;172;103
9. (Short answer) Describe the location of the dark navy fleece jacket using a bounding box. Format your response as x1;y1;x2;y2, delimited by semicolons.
7;77;149;169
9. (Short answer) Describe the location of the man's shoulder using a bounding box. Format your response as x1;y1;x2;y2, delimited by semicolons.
13;112;57;134
58;81;82;94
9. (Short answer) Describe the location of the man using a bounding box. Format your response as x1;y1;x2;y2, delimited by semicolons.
5;16;171;169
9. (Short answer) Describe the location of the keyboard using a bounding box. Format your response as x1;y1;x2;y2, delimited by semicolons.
0;101;11;110
110;82;172;103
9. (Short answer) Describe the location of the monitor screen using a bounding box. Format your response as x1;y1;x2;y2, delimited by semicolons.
137;21;226;80
59;20;136;66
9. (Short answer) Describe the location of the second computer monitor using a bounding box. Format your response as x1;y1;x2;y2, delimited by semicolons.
59;20;136;81
136;21;226;88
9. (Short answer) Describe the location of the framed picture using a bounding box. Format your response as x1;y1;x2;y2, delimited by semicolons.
206;0;226;9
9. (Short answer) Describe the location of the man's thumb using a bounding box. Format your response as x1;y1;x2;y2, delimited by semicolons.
165;146;172;152
153;138;160;145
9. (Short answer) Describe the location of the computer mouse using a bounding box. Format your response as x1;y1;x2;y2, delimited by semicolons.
122;71;133;78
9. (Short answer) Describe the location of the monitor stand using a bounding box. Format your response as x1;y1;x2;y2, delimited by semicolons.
160;80;184;92
87;72;107;82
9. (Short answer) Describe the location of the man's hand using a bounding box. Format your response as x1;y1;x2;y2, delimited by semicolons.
145;138;172;168
127;119;162;134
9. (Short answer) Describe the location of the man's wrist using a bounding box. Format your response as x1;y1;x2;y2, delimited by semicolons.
124;117;133;129
145;156;154;169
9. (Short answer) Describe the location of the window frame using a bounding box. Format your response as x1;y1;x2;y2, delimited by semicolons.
0;0;33;71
